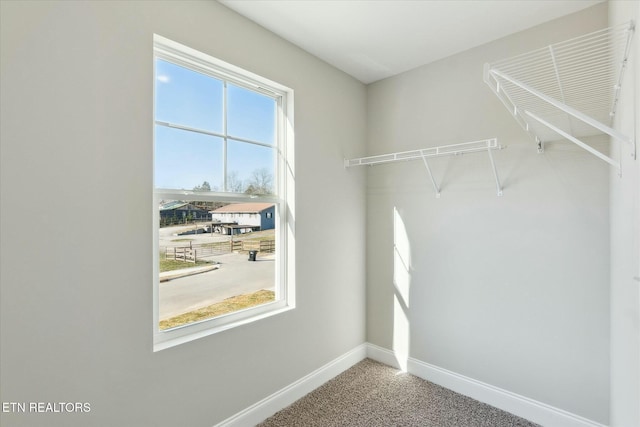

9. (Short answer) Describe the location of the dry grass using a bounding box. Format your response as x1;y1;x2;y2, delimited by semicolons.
159;289;275;330
159;253;211;273
233;229;275;242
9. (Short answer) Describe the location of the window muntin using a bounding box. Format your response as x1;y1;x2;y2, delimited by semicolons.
153;35;293;350
154;59;277;194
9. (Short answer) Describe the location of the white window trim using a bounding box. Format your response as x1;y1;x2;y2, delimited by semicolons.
152;35;295;351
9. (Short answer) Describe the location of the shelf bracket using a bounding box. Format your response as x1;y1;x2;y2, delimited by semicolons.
420;153;441;198
486;144;503;197
525;110;621;172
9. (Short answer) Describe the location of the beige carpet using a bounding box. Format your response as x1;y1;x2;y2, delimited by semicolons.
259;359;540;427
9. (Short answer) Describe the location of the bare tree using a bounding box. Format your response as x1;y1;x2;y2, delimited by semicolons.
245;168;273;195
226;171;244;193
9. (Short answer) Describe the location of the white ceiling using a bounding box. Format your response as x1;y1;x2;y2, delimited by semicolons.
219;0;604;84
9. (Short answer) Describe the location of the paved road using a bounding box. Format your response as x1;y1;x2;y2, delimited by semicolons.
159;223;231;247
159;252;275;320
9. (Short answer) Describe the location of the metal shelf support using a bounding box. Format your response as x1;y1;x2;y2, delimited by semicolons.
484;21;636;171
420;154;441;198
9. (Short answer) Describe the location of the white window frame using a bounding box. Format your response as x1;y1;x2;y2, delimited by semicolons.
152;35;295;351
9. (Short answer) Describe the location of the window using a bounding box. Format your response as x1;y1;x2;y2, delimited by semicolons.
153;35;294;351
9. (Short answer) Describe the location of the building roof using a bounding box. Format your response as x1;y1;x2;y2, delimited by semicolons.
159;201;209;212
210;203;275;214
159;201;188;211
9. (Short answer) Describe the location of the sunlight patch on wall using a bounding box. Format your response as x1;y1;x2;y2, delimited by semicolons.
393;207;411;371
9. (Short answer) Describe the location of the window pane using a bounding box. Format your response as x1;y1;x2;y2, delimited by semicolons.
155;125;223;190
155;59;223;133
158;200;276;330
227;140;276;194
227;84;276;145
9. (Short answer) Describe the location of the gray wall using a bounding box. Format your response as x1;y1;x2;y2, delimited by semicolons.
609;1;640;426
365;3;611;423
0;2;366;426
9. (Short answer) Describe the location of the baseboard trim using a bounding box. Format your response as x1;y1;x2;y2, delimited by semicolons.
214;343;368;427
214;342;606;427
366;343;607;427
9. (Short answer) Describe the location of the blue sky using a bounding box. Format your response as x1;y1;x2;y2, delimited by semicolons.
154;59;276;191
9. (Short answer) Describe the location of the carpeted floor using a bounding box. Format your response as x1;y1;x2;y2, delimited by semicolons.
258;359;540;427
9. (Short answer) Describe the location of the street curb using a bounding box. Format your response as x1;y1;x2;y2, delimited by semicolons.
160;264;220;282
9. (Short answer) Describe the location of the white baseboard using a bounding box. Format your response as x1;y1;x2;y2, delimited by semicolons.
214;342;606;427
213;343;368;427
365;343;607;427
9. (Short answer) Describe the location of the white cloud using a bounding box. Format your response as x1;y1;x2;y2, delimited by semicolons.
157;74;170;83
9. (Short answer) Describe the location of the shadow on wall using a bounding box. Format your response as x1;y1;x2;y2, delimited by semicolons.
393;207;411;371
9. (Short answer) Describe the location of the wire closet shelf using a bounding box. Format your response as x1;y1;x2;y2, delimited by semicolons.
345;138;505;197
484;20;635;172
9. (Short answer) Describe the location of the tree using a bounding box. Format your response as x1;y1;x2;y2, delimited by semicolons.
193;181;211;192
245;168;273;195
226;171;244;193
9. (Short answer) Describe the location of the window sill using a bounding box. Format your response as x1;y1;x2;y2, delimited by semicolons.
153;303;294;352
